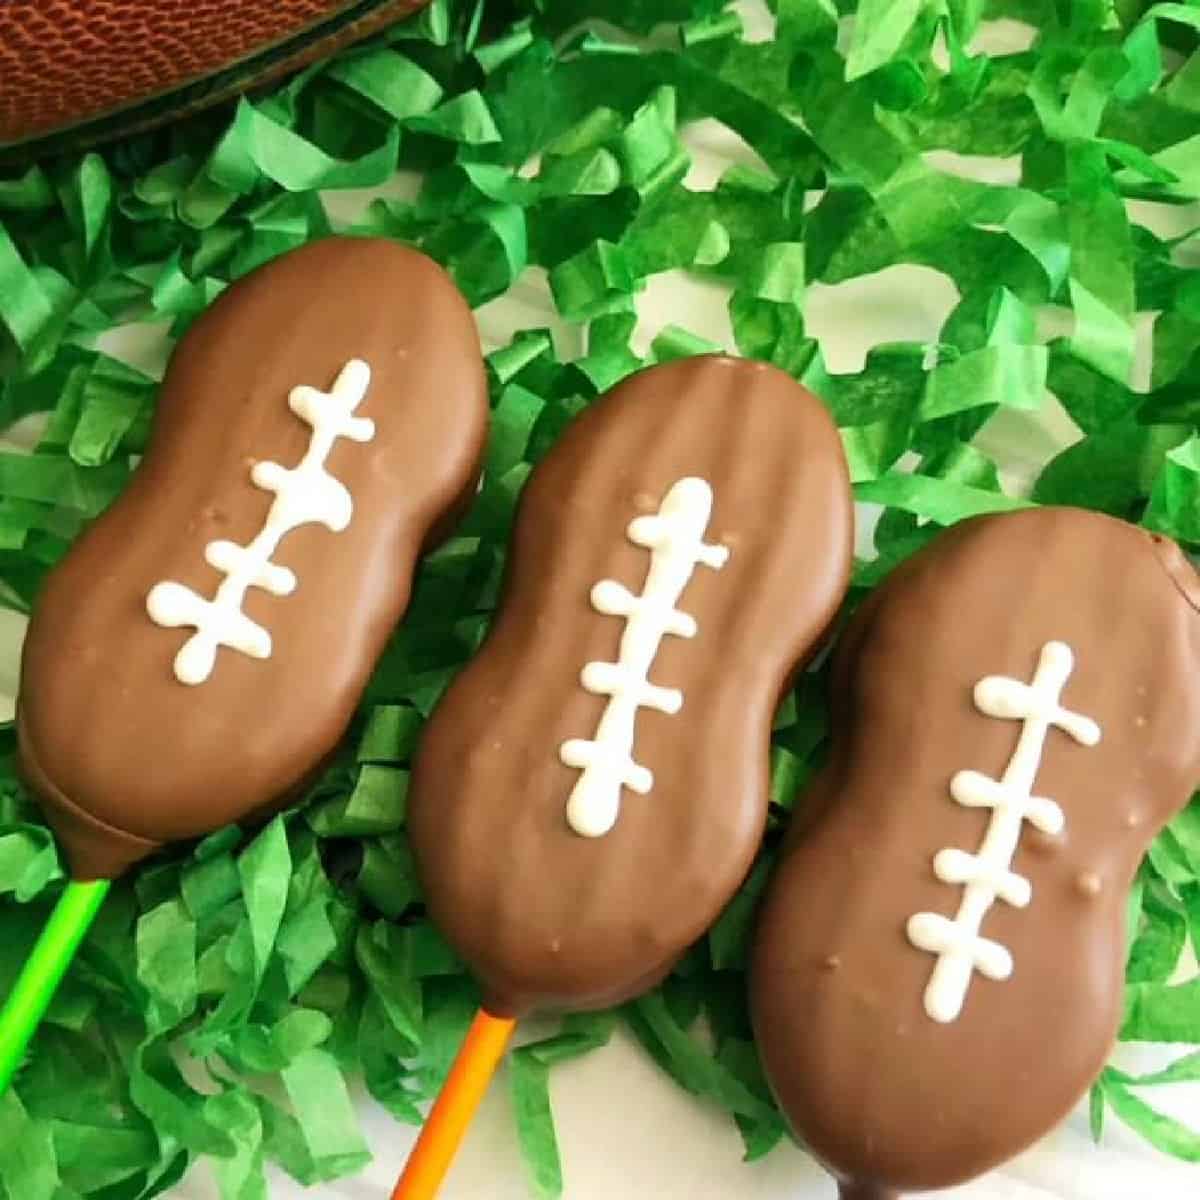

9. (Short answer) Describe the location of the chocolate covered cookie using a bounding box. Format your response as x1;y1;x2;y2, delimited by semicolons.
751;506;1200;1196
408;355;854;1017
18;237;488;880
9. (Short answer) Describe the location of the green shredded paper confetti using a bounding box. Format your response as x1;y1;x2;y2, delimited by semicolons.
2;0;1200;1194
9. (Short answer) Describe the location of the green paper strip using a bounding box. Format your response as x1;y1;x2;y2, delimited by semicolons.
136;898;198;1034
0;1089;59;1200
510;1050;562;1199
279;1049;372;1178
207;99;400;195
855;473;1031;523
1144;435;1200;541
327;49;445;121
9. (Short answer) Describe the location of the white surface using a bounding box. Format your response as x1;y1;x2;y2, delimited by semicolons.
4;6;1200;1196
160;1030;1200;1200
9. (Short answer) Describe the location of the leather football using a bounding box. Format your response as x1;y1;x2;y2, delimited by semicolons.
0;0;428;159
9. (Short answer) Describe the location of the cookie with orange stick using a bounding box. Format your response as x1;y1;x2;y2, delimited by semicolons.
396;354;854;1198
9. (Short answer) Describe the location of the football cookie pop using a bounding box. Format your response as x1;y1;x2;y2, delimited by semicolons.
751;506;1200;1199
395;354;854;1198
0;236;488;1092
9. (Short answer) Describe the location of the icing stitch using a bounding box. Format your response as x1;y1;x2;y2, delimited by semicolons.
906;640;1101;1023
147;359;375;685
560;477;730;838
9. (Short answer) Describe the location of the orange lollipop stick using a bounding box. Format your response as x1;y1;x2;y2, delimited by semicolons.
392;1009;517;1200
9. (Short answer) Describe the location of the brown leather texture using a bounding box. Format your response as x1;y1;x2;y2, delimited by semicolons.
0;0;428;147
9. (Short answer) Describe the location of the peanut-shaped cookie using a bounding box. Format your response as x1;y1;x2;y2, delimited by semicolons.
751;506;1200;1196
408;355;853;1016
18;237;488;880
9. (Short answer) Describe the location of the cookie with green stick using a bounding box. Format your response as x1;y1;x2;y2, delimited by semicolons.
0;235;488;1092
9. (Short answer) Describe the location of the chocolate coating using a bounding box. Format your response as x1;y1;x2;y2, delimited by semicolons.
839;1185;896;1200
18;237;487;881
751;507;1200;1194
408;355;853;1016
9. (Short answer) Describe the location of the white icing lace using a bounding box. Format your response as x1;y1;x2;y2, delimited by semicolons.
906;640;1101;1023
146;359;375;685
560;477;730;838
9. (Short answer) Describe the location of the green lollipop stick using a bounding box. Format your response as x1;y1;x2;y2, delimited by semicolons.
0;878;110;1093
